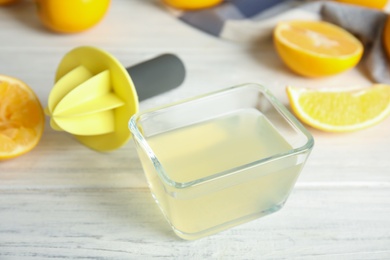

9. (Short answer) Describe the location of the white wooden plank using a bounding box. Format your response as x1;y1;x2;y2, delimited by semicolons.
1;188;389;259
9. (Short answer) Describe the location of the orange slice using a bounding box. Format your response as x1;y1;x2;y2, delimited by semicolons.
274;20;363;77
0;75;44;160
286;85;390;132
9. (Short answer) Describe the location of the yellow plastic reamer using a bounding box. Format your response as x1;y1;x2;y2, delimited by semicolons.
45;46;185;151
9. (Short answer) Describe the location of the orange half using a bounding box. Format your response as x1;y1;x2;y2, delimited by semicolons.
383;15;390;61
0;75;44;160
274;20;363;77
335;0;388;9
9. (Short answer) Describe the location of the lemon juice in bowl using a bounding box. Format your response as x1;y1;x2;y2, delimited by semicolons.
129;84;314;240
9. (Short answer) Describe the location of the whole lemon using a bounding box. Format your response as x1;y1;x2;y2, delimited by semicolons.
35;0;111;33
163;0;223;10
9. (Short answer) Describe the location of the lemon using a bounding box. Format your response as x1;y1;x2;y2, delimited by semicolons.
35;0;111;33
163;0;222;10
286;85;390;132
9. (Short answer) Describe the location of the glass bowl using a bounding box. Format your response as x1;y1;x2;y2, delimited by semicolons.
129;83;314;240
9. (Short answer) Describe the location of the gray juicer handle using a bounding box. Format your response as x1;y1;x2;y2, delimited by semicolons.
126;54;186;101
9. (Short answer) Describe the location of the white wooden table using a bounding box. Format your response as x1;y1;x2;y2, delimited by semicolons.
1;0;390;259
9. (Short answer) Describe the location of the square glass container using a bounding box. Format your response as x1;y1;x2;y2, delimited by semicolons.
129;83;314;240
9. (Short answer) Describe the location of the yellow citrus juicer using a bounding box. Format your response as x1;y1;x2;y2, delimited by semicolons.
45;46;185;152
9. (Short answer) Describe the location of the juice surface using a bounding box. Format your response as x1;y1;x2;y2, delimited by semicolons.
146;108;292;183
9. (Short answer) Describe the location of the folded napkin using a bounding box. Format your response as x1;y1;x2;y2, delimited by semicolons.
171;0;390;84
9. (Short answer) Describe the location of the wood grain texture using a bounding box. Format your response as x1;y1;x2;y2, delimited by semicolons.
1;188;390;259
1;0;390;259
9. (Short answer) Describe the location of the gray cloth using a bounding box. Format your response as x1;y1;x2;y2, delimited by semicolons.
320;2;389;83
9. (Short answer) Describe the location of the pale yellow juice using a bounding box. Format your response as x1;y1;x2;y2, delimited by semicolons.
140;108;303;239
